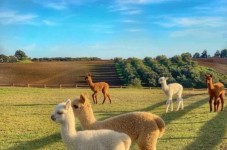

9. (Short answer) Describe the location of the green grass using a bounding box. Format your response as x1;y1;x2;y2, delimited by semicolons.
0;87;226;150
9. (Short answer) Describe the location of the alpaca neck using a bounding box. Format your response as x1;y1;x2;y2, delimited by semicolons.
87;79;95;89
79;104;97;129
60;110;77;148
161;82;169;92
207;80;214;91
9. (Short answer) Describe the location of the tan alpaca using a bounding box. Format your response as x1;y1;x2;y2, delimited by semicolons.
72;93;165;150
85;73;111;104
205;74;225;112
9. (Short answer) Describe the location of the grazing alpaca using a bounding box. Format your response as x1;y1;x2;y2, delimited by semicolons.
72;93;165;150
205;74;225;112
85;73;111;104
158;77;184;113
51;99;131;150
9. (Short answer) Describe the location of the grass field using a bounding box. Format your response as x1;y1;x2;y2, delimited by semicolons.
0;87;227;150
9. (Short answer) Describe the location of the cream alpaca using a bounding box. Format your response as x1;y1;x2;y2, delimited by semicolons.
72;93;165;150
51;99;131;150
158;77;184;113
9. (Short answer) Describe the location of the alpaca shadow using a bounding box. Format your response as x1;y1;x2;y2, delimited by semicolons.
160;97;208;125
184;105;227;150
8;132;61;150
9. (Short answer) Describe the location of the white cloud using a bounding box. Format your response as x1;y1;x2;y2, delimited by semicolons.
155;16;227;28
116;0;176;5
45;2;67;10
0;10;37;25
42;20;58;26
126;28;144;32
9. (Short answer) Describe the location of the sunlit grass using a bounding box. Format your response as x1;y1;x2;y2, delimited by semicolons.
0;87;226;150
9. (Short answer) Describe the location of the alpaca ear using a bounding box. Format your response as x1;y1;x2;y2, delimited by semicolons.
65;99;71;110
209;74;212;77
87;73;91;76
80;94;87;104
165;77;169;80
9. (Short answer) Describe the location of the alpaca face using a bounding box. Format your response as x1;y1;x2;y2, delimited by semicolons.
159;77;168;84
85;74;92;81
71;94;87;116
51;102;68;124
205;74;212;84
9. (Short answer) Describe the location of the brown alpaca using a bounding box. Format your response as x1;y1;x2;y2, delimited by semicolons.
85;73;111;104
205;74;225;112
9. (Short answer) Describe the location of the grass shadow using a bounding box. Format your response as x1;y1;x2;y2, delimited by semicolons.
8;133;61;150
184;105;227;150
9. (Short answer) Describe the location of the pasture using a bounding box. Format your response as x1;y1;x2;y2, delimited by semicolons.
0;87;226;150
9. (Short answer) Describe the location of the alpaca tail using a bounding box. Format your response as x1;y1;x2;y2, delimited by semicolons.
154;116;165;138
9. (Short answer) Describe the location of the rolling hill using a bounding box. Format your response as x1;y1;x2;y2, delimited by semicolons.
0;60;123;86
193;58;227;74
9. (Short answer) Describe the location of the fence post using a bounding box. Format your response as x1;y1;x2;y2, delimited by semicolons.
44;84;46;88
12;83;14;87
59;84;62;89
27;84;30;88
75;84;77;89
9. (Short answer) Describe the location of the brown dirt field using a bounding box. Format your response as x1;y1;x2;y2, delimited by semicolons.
0;61;123;86
193;58;227;74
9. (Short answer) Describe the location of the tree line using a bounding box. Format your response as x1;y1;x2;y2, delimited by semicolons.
193;49;227;58
114;53;227;88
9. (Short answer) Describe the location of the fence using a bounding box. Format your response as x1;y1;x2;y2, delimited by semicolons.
0;83;126;89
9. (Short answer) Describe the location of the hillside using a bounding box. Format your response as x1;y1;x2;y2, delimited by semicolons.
0;61;123;86
193;58;227;74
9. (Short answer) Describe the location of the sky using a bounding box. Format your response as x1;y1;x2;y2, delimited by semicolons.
0;0;227;59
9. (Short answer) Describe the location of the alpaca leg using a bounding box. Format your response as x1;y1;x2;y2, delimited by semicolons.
176;98;181;111
102;93;107;104
209;97;213;112
217;99;220;112
213;98;217;112
166;99;171;113
93;92;98;104
92;93;96;104
220;94;225;111
170;100;173;111
107;93;111;104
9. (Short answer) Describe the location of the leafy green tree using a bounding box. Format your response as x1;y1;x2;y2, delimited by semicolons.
15;50;27;60
200;50;208;58
181;52;192;62
220;49;227;58
214;50;220;57
193;52;200;58
0;54;8;62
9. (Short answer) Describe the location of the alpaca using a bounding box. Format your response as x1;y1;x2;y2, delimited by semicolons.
71;93;165;150
51;99;131;150
205;74;225;112
85;73;111;104
158;77;184;113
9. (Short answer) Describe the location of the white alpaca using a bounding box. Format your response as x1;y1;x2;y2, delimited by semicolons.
158;77;184;113
51;99;131;150
71;93;165;150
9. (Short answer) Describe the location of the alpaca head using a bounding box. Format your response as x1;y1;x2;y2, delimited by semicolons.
205;74;213;84
51;99;72;124
158;77;169;84
71;93;90;116
85;73;92;81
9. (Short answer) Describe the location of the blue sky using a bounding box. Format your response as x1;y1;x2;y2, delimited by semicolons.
0;0;227;59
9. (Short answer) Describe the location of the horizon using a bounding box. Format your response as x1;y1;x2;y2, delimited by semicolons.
0;0;227;59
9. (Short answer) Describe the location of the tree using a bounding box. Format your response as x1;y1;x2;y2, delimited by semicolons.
214;50;220;57
181;52;192;62
220;49;227;58
193;52;200;58
200;50;208;58
15;50;27;60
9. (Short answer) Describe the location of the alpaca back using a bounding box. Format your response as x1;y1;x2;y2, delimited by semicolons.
168;83;183;95
92;112;165;142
